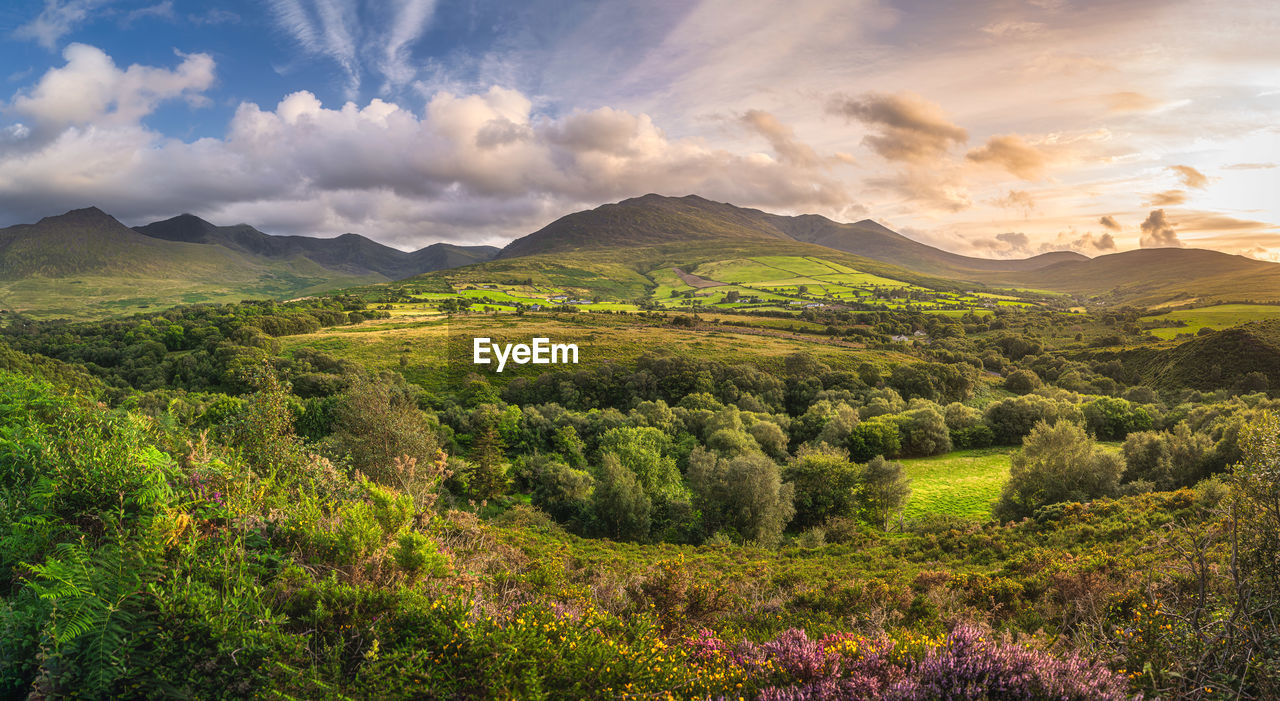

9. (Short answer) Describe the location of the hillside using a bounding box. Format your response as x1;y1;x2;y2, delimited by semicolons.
136;214;497;279
1085;319;1280;391
986;248;1280;306
0;208;377;318
761;212;1087;274
499;194;1084;276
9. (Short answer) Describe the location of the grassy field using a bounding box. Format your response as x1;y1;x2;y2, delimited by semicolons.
1141;303;1280;339
278;311;919;393
899;448;1013;520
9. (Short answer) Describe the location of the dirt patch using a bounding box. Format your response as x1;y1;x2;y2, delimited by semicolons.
673;267;725;289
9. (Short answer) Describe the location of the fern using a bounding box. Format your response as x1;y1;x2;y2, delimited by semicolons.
26;532;160;695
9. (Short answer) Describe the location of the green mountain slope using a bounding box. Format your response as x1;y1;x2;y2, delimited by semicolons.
498;194;1084;276
1081;320;1280;391
983;248;1280;306
0;208;380;319
135;214;498;279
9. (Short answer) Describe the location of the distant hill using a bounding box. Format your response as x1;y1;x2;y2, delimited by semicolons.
0;208;496;319
984;248;1280;306
765;214;1088;275
499;194;1084;276
135;214;497;280
1084;320;1280;391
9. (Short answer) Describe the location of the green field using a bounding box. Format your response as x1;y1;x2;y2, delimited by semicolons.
899;448;1013;520
1141;303;1280;339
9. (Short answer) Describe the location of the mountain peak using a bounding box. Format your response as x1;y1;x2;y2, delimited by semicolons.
37;206;122;228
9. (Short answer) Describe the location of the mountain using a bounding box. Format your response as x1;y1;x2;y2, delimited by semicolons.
764;214;1088;274
499;194;1085;276
985;248;1280;305
0;207;386;319
0;208;495;319
135;214;498;279
497;194;790;259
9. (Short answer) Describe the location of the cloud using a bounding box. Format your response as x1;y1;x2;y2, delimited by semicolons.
189;8;240;25
267;0;440;98
1174;213;1274;232
866;170;971;212
965;134;1050;179
981;21;1046;39
996;231;1030;253
122;1;174;26
1144;190;1187;206
1030;229;1116;255
993;189;1036;217
1168;164;1208;189
740;110;822;168
1098;215;1121;231
1140;209;1182;248
1103;91;1160;113
1223;162;1277;170
9;43;213;135
0;47;859;245
10;44;214;131
826;91;967;163
13;0;114;49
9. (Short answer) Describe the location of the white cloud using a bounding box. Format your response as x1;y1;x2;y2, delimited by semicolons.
14;0;115;49
11;44;214;130
267;0;440;98
0;47;857;246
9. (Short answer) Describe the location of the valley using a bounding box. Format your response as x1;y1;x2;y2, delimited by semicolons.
1;194;1278;699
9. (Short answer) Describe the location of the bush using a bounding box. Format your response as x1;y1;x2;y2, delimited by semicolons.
689;449;795;547
984;394;1083;445
785;448;862;530
1003;369;1042;394
995;420;1122;521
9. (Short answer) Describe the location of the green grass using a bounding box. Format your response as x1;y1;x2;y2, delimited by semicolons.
1141;303;1280;340
899;448;1013;520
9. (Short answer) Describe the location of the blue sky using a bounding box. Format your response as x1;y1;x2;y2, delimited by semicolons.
0;0;1277;255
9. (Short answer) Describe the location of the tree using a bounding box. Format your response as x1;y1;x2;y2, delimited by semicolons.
894;406;952;457
858;456;911;529
785;448;862;530
467;408;510;500
846;416;901;462
995;420;1122;521
591;454;651;541
326;374;440;485
1003;369;1042;394
984;394;1083;445
688;448;795;547
597;427;684;502
1083;396;1153;441
1122;423;1213;490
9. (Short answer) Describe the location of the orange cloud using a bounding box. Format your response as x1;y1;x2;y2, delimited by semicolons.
1145;190;1187;206
966;135;1050;179
827;91;967;163
1168;165;1208;189
1140;209;1181;248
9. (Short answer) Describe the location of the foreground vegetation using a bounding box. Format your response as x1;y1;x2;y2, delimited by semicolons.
1;291;1279;699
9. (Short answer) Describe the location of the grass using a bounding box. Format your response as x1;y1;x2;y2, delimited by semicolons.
1141;303;1280;340
899;448;1013;520
277;311;917;394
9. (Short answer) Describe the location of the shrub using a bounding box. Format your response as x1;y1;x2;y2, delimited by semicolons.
1004;369;1042;394
995;420;1122;521
785;448;862;530
859;455;911;530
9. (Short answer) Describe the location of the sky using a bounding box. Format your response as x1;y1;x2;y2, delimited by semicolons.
0;0;1277;258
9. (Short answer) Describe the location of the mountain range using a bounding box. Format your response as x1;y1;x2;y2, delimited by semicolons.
0;207;495;318
1;194;1278;318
